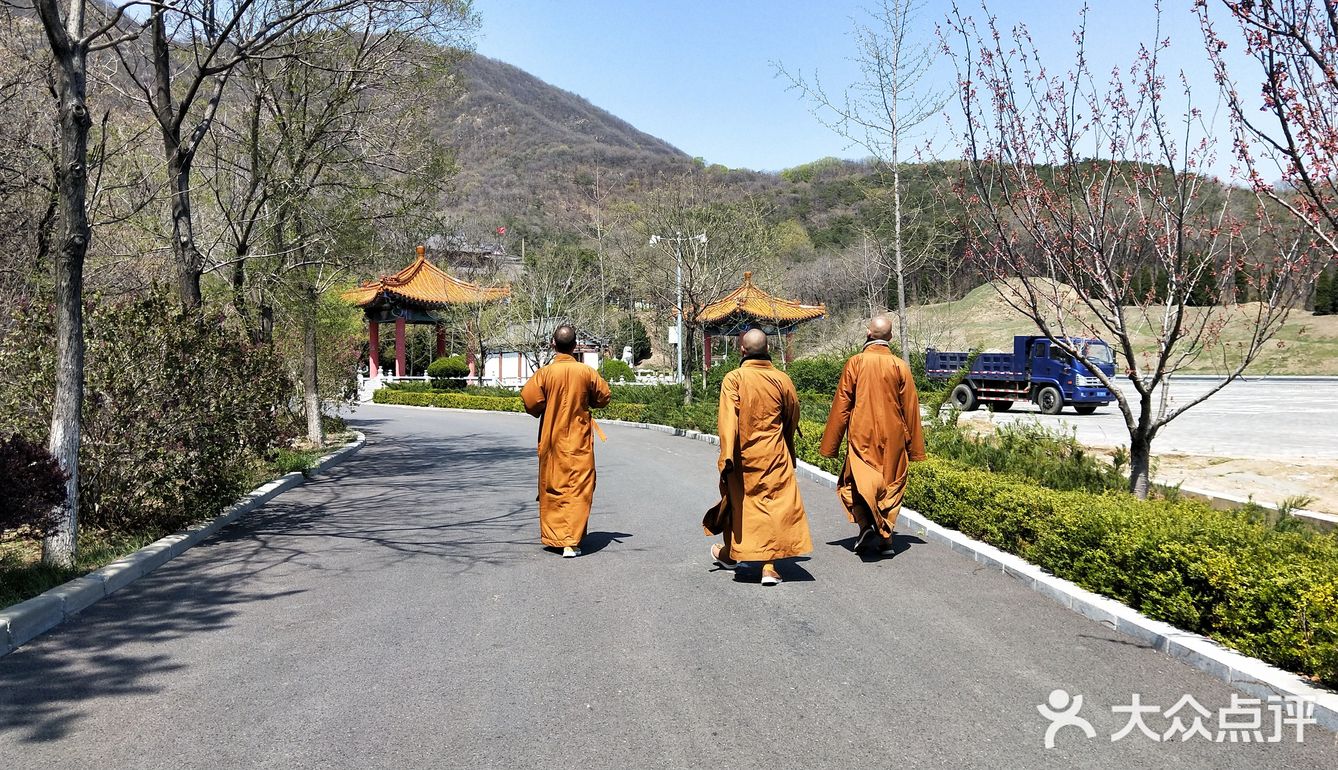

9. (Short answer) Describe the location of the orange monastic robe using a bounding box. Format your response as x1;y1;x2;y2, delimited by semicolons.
819;342;926;538
703;359;812;561
520;353;612;547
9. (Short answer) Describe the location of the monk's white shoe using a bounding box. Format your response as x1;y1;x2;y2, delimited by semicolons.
760;566;783;586
711;544;739;570
562;546;581;558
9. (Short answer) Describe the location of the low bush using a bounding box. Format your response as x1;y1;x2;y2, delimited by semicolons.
785;355;846;393
427;355;469;390
0;294;291;534
924;420;1124;494
385;380;434;392
0;434;66;539
374;387;649;422
598;358;635;383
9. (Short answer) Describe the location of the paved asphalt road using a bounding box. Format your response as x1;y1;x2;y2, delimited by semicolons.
1;404;1334;768
969;377;1338;461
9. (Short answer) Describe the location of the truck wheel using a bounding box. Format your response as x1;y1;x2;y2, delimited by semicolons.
987;400;1013;413
1036;385;1064;415
951;383;978;411
1073;404;1098;415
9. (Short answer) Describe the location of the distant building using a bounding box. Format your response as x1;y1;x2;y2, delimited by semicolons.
482;319;605;385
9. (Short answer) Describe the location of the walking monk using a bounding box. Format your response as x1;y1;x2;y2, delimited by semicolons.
704;329;812;585
819;316;926;557
521;325;612;557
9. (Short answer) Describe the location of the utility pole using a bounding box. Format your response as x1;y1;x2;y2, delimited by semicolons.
649;232;706;383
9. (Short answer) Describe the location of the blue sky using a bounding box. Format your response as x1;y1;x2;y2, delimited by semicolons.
474;1;1251;177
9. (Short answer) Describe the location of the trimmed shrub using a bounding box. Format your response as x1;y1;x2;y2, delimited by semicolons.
599;358;635;383
785;355;846;393
374;387;649;423
427;355;469;390
0;434;67;539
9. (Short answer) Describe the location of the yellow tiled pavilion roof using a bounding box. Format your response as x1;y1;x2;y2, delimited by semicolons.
698;271;826;326
341;246;510;309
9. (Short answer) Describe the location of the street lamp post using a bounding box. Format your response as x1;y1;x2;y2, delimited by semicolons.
649;232;706;384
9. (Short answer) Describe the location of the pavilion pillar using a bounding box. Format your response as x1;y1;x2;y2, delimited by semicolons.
394;317;406;377
703;334;712;370
784;332;795;366
435;325;446;359
368;321;380;378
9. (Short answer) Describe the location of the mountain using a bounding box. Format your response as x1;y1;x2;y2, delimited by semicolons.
436;55;700;234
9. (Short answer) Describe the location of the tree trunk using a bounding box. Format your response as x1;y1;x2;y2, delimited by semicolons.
168;148;203;309
301;281;322;447
1127;431;1153;499
892;156;910;358
682;323;696;406
231;251;253;341
36;3;92;568
259;302;274;345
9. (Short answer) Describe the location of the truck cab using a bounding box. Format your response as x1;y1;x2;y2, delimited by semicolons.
1020;336;1117;415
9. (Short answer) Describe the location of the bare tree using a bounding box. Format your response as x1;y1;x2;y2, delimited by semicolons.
112;0;476;309
504;242;601;373
945;4;1321;497
617;175;778;404
24;0;144;565
777;0;947;358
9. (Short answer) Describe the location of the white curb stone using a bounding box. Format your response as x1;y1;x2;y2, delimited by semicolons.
0;432;365;658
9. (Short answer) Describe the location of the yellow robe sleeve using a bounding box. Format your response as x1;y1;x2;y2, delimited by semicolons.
819;357;857;458
520;369;546;418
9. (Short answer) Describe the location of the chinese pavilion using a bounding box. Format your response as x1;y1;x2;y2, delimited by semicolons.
341;245;510;377
697;271;826;367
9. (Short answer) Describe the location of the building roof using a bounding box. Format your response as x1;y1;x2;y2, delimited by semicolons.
341;246;511;309
697;271;827;327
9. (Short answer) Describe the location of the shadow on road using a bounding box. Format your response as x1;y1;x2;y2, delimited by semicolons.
581;531;634;554
825;532;926;562
0;425;539;743
0;560;303;744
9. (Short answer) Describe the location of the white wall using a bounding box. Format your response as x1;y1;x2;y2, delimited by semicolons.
481;349;601;385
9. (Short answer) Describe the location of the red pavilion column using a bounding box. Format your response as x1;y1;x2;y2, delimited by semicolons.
784;332;795;366
394;317;407;377
703;334;712;370
435;325;446;358
368;321;380;378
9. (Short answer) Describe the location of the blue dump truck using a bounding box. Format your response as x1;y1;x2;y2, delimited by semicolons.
925;336;1118;415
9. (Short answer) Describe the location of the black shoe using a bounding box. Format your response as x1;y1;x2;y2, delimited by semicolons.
854;526;876;553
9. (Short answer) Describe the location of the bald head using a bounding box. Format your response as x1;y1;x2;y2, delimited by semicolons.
552;324;577;354
739;328;769;356
867;316;893;341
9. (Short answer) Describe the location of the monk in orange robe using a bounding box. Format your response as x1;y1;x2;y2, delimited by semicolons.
819;316;926;557
704;329;812;585
520;325;612;557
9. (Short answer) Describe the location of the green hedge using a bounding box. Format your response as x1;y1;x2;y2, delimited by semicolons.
373;387;648;422
792;419;1338;687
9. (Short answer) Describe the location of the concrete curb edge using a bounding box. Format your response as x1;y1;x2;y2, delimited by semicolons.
0;432;367;658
